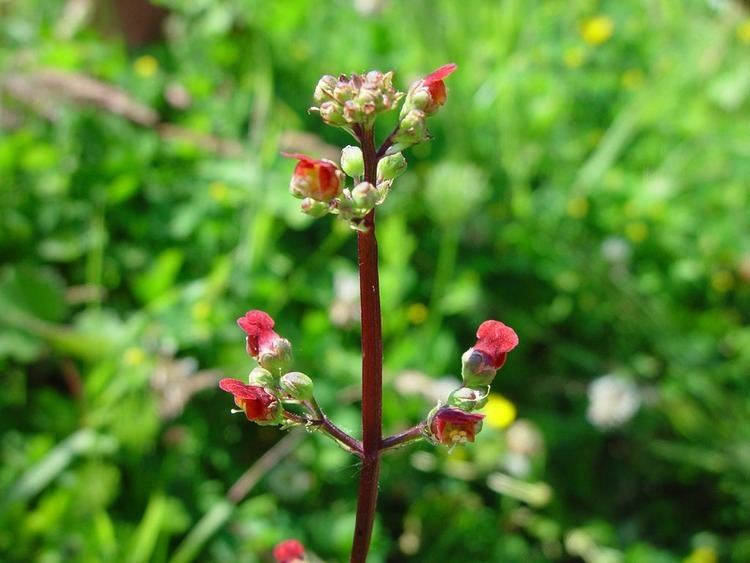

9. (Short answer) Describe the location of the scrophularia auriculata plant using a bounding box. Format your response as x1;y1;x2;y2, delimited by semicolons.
218;63;519;562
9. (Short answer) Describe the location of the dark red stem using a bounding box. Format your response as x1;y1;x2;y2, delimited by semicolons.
380;423;425;452
350;125;383;563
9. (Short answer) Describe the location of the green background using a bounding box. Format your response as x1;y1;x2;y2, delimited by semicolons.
2;0;750;561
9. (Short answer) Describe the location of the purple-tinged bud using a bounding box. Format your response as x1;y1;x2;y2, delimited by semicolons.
314;75;337;104
341;145;364;177
259;336;292;376
318;101;347;127
279;371;314;401
461;348;497;387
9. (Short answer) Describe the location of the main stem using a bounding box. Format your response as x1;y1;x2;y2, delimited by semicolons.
350;126;383;563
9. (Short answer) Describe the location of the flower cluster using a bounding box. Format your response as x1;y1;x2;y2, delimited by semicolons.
426;319;519;446
219;310;314;425
285;64;456;230
311;70;403;128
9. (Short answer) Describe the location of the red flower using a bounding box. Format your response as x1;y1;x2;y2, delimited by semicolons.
473;320;519;370
282;153;342;202
237;310;278;358
420;62;457;113
273;539;306;563
430;407;484;445
219;378;279;422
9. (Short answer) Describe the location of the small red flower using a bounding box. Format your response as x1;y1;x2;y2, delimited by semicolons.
237;310;279;359
283;153;342;202
219;378;279;422
420;62;457;112
273;539;306;563
430;407;484;445
473;320;519;370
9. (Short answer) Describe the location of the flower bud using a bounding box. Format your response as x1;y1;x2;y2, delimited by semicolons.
351;182;379;210
427;406;484;445
300;198;329;218
248;366;275;387
377;152;407;181
392;109;428;149
219;378;282;425
341;145;364;177
318;101;347;126
461;348;497;387
313;75;337;104
448;386;490;411
259;336;292;376
279;371;314;401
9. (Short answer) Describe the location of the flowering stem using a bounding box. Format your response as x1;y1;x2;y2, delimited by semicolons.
380;423;425;452
350;124;383;563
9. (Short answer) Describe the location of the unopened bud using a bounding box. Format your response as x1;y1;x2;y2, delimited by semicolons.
351;182;379;210
279;371;314;401
248;366;275;387
300;198;329;218
392;109;428;148
318;101;347;126
461;348;497;387
259;336;292;376
314;75;337;104
377;152;407;181
448;386;490;411
341;145;364;177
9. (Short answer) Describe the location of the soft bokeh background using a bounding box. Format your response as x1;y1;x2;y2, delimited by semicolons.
2;0;750;561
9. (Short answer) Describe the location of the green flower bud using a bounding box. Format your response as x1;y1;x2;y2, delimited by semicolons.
300;198;329;218
247;366;276;387
448;386;490;411
351;182;379;210
341;145;364;177
279;371;314;401
461;348;497;387
392;109;428;148
259;337;292;376
377;152;407;181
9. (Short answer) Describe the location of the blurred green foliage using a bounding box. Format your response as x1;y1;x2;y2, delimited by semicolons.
2;0;750;561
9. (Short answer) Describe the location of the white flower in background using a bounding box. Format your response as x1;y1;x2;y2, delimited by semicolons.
503;419;544;477
600;236;632;264
394;370;460;403
329;270;360;327
586;374;641;430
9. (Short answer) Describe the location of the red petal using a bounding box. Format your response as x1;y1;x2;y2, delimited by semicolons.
437;407;484;425
423;63;457;85
237;310;275;336
281;152;316;164
219;378;265;400
476;320;519;353
273;539;306;562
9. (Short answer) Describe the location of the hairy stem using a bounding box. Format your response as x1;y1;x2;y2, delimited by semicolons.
380;423;425;452
350;125;383;563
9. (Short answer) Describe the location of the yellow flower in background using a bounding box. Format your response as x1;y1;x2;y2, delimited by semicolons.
209;181;230;203
737;21;750;45
134;55;159;78
566;196;589;219
621;68;645;90
406;303;428;325
625;221;648;243
581;16;614;46
563;47;585;69
683;546;717;563
484;394;517;429
124;346;146;367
